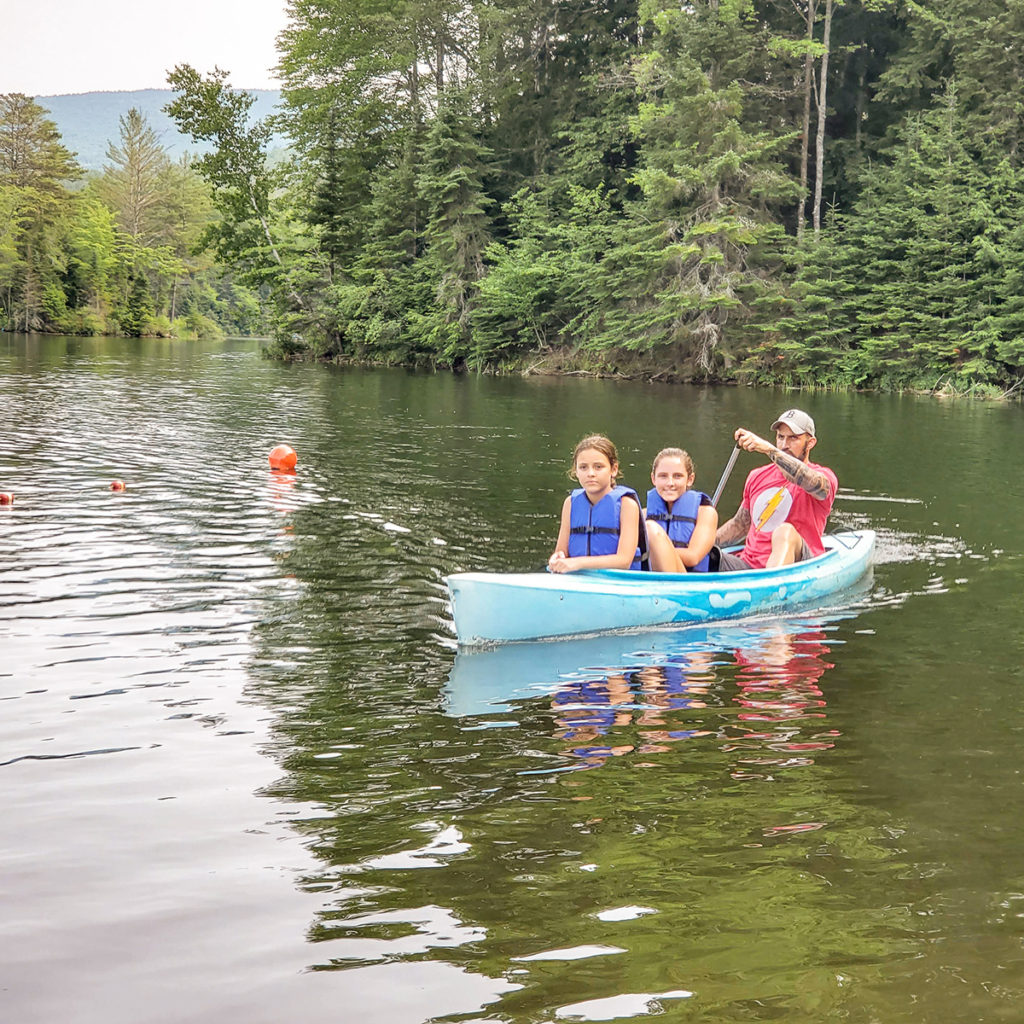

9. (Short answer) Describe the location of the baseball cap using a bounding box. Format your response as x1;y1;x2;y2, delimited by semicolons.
771;409;815;437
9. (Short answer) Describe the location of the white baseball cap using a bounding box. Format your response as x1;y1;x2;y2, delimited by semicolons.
771;409;815;437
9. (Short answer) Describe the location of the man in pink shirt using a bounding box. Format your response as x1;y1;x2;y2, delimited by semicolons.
714;409;837;571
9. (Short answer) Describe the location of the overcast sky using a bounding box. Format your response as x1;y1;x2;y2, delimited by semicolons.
2;0;289;96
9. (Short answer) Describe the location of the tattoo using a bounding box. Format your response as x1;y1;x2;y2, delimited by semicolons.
768;448;830;499
715;507;750;546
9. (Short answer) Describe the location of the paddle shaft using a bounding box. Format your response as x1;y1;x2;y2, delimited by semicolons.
711;445;741;507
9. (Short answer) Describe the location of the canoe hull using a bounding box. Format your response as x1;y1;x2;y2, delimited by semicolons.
445;530;875;646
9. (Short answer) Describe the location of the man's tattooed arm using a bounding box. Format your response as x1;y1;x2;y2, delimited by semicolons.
767;448;831;499
715;506;751;547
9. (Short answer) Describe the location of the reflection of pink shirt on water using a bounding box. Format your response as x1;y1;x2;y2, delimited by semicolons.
738;461;837;568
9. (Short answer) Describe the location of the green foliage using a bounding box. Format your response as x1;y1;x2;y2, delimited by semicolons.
418;89;494;366
181;308;225;340
98;108;169;241
771;82;1024;390
117;273;155;337
0;183;23;296
165;66;282;276
473;186;608;360
572;0;798;377
260;0;814;377
0;93;81;331
0;94;267;340
876;0;1024;157
64;193;118;312
13;1;1024;393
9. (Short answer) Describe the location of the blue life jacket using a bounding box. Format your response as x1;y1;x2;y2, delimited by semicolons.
568;485;648;571
645;488;711;572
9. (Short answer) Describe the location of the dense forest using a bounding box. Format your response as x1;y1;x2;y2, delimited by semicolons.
0;95;264;339
7;0;1024;393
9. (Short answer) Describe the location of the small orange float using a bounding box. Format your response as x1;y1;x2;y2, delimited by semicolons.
268;444;297;472
110;480;126;491
0;492;13;505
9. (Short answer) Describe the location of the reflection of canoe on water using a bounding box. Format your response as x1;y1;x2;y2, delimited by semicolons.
443;610;863;717
445;530;875;646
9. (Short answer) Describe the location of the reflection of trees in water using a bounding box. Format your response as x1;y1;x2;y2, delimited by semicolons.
550;628;836;778
245;610;924;1023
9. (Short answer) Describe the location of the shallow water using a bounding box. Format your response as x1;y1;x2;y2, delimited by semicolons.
2;334;1023;1023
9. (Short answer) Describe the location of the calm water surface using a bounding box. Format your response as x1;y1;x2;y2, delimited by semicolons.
2;334;1023;1023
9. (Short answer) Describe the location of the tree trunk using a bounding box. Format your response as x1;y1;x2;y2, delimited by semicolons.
23;236;34;332
813;0;833;235
796;0;817;241
409;39;420;125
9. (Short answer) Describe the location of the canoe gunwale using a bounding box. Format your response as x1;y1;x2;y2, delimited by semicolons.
579;529;869;585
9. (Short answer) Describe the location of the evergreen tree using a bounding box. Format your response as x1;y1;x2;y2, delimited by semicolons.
0;94;81;331
118;272;155;337
777;83;1018;389
875;0;1024;159
0;94;80;193
578;0;799;376
99;108;170;242
338;130;430;363
63;193;119;333
479;0;640;194
418;89;494;365
472;183;616;361
149;155;218;325
968;156;1024;381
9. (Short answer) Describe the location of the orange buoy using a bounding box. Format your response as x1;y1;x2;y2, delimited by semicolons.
0;492;12;505
110;480;126;491
268;444;297;472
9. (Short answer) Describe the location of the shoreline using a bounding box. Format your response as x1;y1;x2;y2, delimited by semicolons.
5;330;1017;400
275;345;1022;402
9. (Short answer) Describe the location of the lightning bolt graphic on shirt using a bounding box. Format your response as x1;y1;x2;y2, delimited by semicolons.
755;487;787;530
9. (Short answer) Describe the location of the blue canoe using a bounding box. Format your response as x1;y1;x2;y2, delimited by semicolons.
445;529;875;646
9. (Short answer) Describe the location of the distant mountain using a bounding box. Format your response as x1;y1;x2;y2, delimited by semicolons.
37;89;284;170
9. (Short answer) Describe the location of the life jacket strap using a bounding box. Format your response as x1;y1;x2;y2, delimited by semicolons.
647;512;697;525
623;491;650;572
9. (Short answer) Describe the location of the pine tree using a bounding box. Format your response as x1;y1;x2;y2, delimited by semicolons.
337;129;430;363
418;89;494;365
577;0;799;376
118;272;155;337
99;108;170;243
0;94;80;331
777;82;1016;389
472;183;616;360
876;0;1024;161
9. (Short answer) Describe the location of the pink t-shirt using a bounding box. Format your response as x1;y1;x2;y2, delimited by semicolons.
738;460;837;569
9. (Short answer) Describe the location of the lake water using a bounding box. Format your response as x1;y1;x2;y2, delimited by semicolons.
2;334;1023;1023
